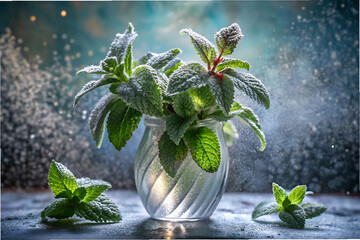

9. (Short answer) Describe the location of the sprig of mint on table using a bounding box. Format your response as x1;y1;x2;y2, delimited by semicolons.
252;183;326;229
41;160;121;223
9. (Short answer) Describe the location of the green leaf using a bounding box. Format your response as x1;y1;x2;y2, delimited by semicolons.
166;113;197;145
73;187;87;201
41;199;75;220
101;57;117;73
158;132;188;177
233;103;266;151
107;100;142;151
167;62;209;95
77;65;107;75
77;178;112;202
147;48;182;70
184;126;221;173
55;190;73;199
288;185;307;205
49;160;78;195
301;203;327;219
223;68;270;109
216;58;250;72
279;205;306;229
114;65;163;117
208;109;233;122
252;201;280;219
124;43;133;77
272;183;287;205
223;121;238;146
137;52;156;66
189;86;216;112
89;94;120;148
207;75;235;115
180;29;216;65
74;74;119;106
282;196;292;210
215;23;243;56
75;194;121;223
164;59;182;77
106;23;137;63
173;92;195;117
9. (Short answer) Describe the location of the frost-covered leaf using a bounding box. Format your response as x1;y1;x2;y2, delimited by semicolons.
189;86;216;111
180;29;217;65
146;48;182;70
107;23;137;63
301;203;327;219
101;57;117;73
75;194;121;223
207;75;234;115
164;58;182;77
77;65;107;75
252;201;280;219
49;160;78;195
167;62;209;95
158;132;188;177
223;68;270;109
288;185;307;205
137;52;156;66
107;100;142;151
41;199;75;220
184;127;221;172
215;23;243;56
157;71;169;92
166;113;197;145
124;43;133;77
216;58;250;72
74;74;119;106
73;187;87;201
89;94;120;148
273;183;287;205
279;205;306;229
77;178;112;202
114;65;163;117
223;121;238;146
173;92;195;117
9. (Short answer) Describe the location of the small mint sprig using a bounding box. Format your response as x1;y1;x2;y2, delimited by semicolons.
41;160;121;223
252;183;326;229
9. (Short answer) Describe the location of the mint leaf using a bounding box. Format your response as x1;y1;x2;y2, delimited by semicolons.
73;187;87;201
223;68;270;109
282;196;292;210
49;160;78;195
288;185;307;205
173;92;195;117
101;57;117;73
74;74;120;106
166;113;197;145
107;100;142;151
147;48;182;70
77;178;112;202
167;62;209;95
77;65;107;75
215;23;243;56
279;205;306;229
164;58;182;77
89;94;120;148
189;86;216;112
41;199;75;220
107;23;137;63
180;29;216;65
223;121;238;146
158;132;188;177
124;43;133;77
137;52;156;66
216;58;250;72
252;201;280;219
55;190;73;199
184;127;221;172
75;194;121;223
301;203;327;219
114;65;163;117
207;75;235;115
272;183;287;205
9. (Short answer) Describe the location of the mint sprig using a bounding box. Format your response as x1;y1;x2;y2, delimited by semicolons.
252;183;326;229
41;160;121;223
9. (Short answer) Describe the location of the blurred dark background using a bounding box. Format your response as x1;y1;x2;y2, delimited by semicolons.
0;0;358;192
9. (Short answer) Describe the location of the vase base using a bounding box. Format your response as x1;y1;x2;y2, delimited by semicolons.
151;216;209;222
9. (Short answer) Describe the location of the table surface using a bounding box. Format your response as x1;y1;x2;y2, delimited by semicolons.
1;190;360;239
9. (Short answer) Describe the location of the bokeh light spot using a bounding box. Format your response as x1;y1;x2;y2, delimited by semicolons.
60;10;67;17
30;16;36;22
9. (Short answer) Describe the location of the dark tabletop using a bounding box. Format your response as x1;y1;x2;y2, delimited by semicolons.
1;190;360;239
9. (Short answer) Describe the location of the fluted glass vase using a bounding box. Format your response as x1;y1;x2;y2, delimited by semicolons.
134;115;229;221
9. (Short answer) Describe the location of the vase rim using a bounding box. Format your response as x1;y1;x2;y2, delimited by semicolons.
144;115;220;127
